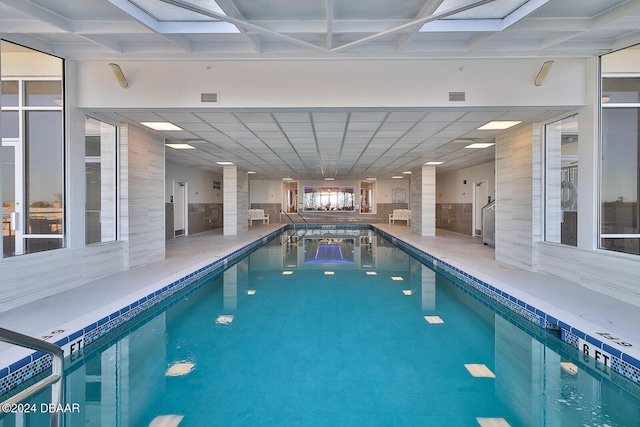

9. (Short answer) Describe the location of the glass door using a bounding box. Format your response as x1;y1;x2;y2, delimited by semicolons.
2;141;24;256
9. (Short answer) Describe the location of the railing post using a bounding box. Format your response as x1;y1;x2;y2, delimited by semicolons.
0;327;65;427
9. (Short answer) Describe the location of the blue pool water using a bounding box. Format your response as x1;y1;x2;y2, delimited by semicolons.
4;230;640;426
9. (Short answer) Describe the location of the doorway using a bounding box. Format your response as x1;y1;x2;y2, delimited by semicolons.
173;181;187;237
2;142;24;256
472;180;489;237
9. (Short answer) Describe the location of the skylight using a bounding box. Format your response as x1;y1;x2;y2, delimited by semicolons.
130;0;226;21
435;0;529;20
125;0;240;33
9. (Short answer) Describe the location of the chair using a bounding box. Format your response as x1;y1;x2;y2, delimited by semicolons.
389;209;411;225
248;209;269;225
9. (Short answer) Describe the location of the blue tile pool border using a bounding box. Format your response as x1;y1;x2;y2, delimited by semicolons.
2;224;640;398
371;225;640;388
0;226;286;399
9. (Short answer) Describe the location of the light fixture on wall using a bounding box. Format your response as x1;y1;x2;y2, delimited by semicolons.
534;60;554;86
109;63;129;88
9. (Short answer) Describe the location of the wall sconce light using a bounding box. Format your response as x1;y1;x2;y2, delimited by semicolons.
109;63;129;88
534;60;554;86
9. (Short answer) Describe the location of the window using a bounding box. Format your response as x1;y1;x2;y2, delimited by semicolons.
85;117;117;244
545;114;578;246
600;46;640;255
1;40;64;257
302;186;355;211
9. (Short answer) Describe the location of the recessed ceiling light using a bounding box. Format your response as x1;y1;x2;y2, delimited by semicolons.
282;177;293;181
247;290;256;295
366;177;377;181
247;171;256;174
403;171;412;174
477;121;522;130
465;143;495;149
166;143;195;149
391;176;403;179
324;271;335;275
424;316;444;324
402;290;412;295
391;276;403;281
216;161;234;165
425;161;444;165
325;178;335;181
282;271;293;275
366;271;377;275
140;122;184;131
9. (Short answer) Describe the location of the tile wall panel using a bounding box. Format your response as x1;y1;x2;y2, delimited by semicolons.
496;125;535;271
125;126;166;268
410;167;422;234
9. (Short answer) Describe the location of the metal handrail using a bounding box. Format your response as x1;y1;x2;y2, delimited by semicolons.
0;327;64;427
280;210;309;245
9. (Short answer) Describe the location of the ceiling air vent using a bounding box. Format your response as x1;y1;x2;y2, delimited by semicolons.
201;92;219;103
449;91;466;102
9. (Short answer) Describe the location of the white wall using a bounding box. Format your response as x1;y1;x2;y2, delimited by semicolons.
377;179;410;205
249;180;282;204
76;58;586;110
165;162;222;203
436;161;495;204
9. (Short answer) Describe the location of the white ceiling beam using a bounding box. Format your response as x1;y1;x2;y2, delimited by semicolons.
540;0;640;50
105;0;192;52
398;0;445;51
78;34;123;53
159;0;327;53
161;34;192;52
612;30;640;52
211;0;262;53
0;33;53;54
467;32;498;52
331;0;495;53
501;0;550;30
0;0;73;32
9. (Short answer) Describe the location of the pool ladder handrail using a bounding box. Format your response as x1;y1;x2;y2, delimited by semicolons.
0;327;64;427
280;210;308;244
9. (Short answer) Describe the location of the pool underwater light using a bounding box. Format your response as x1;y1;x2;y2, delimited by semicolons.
424;316;444;324
165;362;195;377
215;314;234;325
464;364;495;378
560;362;578;375
476;418;511;427
148;415;185;427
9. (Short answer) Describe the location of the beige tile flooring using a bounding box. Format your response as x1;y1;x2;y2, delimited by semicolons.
1;224;639;367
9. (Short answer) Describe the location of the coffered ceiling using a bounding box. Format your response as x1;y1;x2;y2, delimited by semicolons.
2;0;638;179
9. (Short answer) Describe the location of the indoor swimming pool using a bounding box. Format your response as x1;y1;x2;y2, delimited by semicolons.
2;229;640;426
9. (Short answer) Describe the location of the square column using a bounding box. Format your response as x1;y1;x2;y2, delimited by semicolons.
223;166;248;235
410;165;436;236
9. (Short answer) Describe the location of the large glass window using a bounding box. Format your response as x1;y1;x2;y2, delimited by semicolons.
1;40;64;257
545;115;578;246
85;117;117;244
302;186;355;211
600;46;640;255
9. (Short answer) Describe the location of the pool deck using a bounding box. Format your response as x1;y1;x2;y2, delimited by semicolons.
1;224;640;371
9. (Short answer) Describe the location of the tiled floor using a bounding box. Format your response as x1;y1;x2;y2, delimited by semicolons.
1;224;639;366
